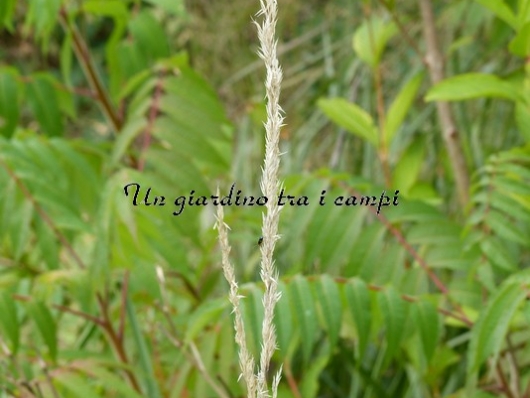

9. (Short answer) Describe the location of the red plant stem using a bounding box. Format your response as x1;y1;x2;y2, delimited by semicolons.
117;270;130;343
138;72;165;171
335;180;473;327
58;8;122;132
0;160;86;270
12;294;105;327
1;160;142;393
284;361;302;398
377;0;424;60
377;214;472;326
496;361;516;398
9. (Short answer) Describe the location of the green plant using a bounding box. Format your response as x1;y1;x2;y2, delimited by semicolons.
1;1;530;397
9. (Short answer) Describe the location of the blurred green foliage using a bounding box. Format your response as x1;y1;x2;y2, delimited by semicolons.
0;0;529;397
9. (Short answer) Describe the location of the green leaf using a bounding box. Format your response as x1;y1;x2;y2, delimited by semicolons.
83;0;128;19
515;101;530;143
346;222;386;279
60;32;73;88
475;0;518;29
352;16;397;68
162;74;228;134
27;300;57;362
12;198;33;261
274;282;294;356
414;301;439;362
0;68;20;138
318;98;378;146
145;0;186;15
25;0;61;48
486;209;529;247
111;117;147;168
480;237;517;271
467;281;527;375
300;354;330;398
129;11;170;61
291;276;318;364
126;299;162;398
118;70;152;102
0;0;16;31
509;21;530;56
392;138;426;195
83;0;128;97
185;298;228;343
244;286;264;357
316;275;342;348
55;372;102;397
344;278;371;357
0;292;19;354
519;0;530;28
378;286;407;364
327;207;367;270
425;73;523;102
27;75;64;136
385;73;424;144
83;365;145;398
154;116;228;169
406;220;461;245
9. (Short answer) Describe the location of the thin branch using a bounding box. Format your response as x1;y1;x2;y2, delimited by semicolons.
365;283;470;325
12;294;105;327
377;0;424;59
335;180;473;327
58;7;122;132
362;4;391;187
418;0;470;207
165;270;202;302
0;159;86;270
162;329;231;398
96;295;142;393
37;357;60;398
283;362;302;398
18;75;97;99
375;212;473;326
1;155;142;393
495;360;517;398
277;274;472;326
138;72;165;171
155;267;232;398
117;270;130;343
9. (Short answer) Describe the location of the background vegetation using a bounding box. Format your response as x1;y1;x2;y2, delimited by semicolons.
0;0;529;397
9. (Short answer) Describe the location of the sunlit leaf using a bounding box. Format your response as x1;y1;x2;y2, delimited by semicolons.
316;275;342;348
467;281;527;375
378;286;407;364
0;68;21;138
318;98;378;146
345;278;371;358
0;292;19;354
27;300;57;362
509;21;530;56
414;301;439;362
291;276;318;364
425;73;523;102
475;0;518;28
385;73;424;144
26;75;63;136
352;16;397;68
